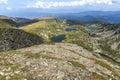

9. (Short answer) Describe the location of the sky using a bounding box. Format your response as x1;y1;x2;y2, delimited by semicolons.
0;0;120;17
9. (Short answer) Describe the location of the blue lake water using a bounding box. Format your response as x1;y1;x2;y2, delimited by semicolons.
50;34;66;42
98;53;120;64
16;25;21;28
66;28;78;32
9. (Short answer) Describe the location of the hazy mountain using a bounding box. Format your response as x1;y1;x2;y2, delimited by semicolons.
56;11;120;24
2;11;120;24
0;15;32;23
5;11;120;23
0;15;40;28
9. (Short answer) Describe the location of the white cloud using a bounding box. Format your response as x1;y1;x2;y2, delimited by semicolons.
0;0;7;4
27;0;112;9
6;7;12;10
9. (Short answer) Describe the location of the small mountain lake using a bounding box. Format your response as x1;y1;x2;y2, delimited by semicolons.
66;28;78;32
50;34;66;42
16;25;21;28
98;53;120;64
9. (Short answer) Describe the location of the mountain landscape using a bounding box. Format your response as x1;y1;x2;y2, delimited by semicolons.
0;12;120;80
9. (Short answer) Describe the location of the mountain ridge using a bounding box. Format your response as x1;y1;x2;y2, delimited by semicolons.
0;15;120;80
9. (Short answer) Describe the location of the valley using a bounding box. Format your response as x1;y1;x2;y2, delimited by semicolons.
0;15;120;80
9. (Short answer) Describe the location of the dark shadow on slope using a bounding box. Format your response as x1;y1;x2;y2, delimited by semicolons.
0;28;44;51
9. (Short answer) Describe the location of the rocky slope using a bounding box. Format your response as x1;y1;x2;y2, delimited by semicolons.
93;24;120;63
0;43;120;80
0;28;43;51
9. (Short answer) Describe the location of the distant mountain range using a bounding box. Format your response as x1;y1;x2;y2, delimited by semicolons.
56;11;120;24
1;11;120;24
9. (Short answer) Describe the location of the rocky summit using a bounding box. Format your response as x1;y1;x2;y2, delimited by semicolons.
0;43;120;80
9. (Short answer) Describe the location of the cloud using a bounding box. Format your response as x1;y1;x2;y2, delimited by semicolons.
0;0;7;4
6;7;12;10
27;0;112;9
